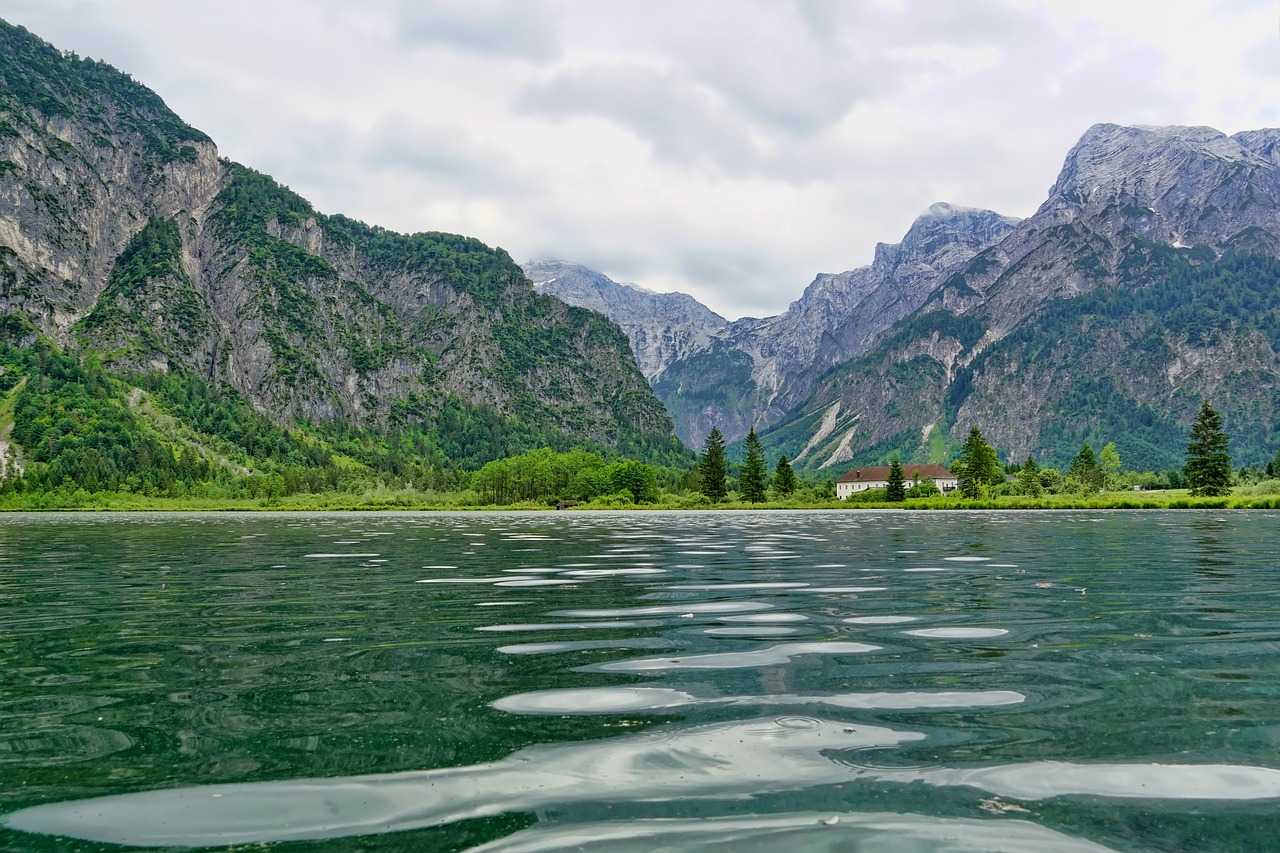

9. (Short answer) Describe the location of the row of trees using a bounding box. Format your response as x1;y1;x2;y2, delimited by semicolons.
689;398;1237;506
698;427;799;504
946;399;1233;499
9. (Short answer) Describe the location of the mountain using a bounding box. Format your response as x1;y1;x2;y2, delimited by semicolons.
761;123;1280;472
651;204;1019;445
522;259;727;379
0;19;684;490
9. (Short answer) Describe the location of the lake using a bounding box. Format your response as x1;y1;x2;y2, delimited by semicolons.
2;509;1279;851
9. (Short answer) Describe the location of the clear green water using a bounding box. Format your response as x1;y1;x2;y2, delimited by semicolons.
2;510;1280;851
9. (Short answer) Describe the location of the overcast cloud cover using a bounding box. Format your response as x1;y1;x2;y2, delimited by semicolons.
5;0;1277;318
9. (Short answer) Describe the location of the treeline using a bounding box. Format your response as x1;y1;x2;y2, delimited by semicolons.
835;399;1242;504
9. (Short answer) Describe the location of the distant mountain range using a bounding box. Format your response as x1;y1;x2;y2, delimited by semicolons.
530;124;1280;471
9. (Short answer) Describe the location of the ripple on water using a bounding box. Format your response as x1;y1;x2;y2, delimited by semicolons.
0;724;133;765
590;641;881;672
844;616;919;625
902;628;1010;639
493;686;696;713
497;637;679;655
803;586;887;593
492;686;1026;715
458;813;1120;853
718;613;809;622
554;602;773;618
668;582;809;590
477;620;668;632
705;626;804;637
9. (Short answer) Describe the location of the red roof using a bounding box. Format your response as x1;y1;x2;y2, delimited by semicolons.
837;463;954;483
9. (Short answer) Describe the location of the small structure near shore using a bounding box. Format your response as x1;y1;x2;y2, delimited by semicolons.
555;500;580;510
836;463;957;499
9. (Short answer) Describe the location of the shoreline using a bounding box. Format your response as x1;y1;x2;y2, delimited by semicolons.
0;491;1274;513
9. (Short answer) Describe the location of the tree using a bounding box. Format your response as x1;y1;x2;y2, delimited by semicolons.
1070;442;1101;492
699;427;728;503
608;459;659;503
772;454;797;498
953;427;1001;499
885;457;905;502
1185;400;1232;496
739;427;768;503
1016;455;1043;497
1098;442;1122;491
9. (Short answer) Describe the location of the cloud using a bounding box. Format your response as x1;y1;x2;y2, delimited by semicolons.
518;63;761;171
670;3;888;136
397;0;561;61
364;115;539;196
1244;39;1279;78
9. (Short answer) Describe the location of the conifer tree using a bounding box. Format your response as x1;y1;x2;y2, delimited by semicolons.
954;427;1001;499
1185;400;1232;496
772;454;797;498
1016;455;1043;497
1070;442;1101;492
699;427;728;503
885;458;905;501
740;427;768;503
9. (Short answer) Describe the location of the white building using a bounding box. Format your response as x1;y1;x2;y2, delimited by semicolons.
836;463;958;499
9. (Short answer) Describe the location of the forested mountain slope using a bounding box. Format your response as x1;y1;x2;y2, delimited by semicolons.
0;19;684;492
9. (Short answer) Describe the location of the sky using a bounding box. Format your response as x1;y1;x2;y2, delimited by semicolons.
4;1;1277;319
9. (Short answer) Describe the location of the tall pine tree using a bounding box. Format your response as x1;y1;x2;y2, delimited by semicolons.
772;455;797;498
954;427;1001;499
699;427;728;503
885;458;906;502
740;427;768;503
1185;400;1232;497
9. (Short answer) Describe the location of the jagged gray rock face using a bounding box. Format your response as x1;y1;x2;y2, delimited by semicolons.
652;204;1019;445
769;123;1280;471
522;260;727;379
929;124;1280;333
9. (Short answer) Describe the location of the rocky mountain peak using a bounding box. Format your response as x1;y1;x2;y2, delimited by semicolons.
522;259;727;379
1044;123;1276;217
871;203;1021;276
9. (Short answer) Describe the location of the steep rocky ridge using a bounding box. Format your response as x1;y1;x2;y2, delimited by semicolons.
522;259;727;379
652;204;1019;445
0;19;683;471
762;124;1280;472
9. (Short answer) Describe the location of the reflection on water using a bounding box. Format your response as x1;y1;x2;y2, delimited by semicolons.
3;509;1280;851
465;812;1122;853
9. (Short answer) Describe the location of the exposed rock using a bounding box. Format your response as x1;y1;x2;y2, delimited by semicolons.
766;123;1280;471
654;204;1019;445
522;259;727;379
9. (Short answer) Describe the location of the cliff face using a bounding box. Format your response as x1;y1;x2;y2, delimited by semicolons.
762;124;1280;471
0;19;682;465
651;204;1019;445
523;259;728;380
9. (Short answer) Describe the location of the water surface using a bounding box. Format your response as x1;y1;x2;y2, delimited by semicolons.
2;509;1279;850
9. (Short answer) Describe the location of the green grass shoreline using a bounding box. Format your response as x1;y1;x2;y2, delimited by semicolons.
1;488;1277;512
